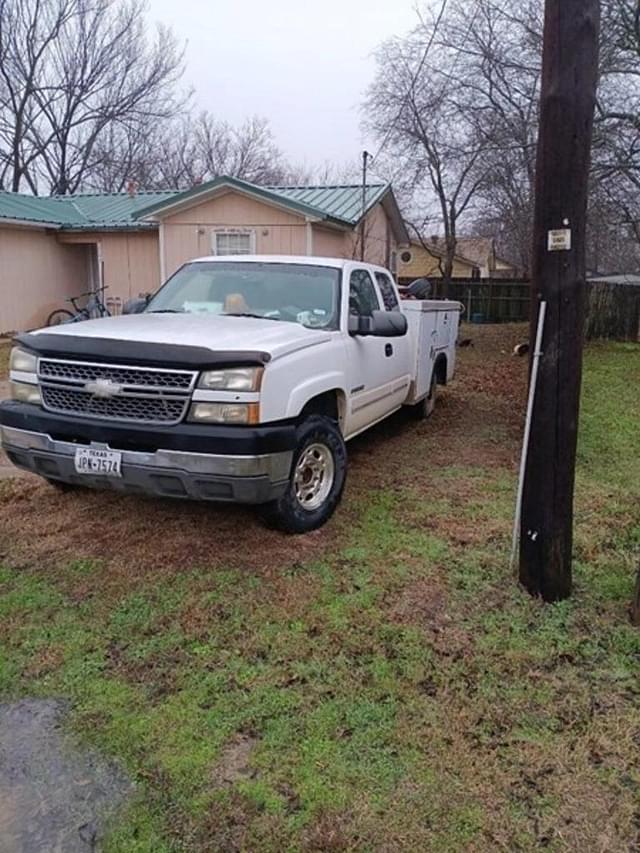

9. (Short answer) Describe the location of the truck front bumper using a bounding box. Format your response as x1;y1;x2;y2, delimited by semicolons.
0;403;296;504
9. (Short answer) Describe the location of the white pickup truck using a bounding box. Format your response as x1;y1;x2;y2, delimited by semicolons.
0;256;461;532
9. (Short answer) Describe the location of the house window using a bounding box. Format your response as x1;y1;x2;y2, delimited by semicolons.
213;230;255;256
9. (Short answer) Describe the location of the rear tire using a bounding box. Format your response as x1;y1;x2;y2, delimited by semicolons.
413;371;438;420
46;309;74;327
260;415;347;534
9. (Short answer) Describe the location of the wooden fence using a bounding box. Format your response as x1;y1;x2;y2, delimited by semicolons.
585;281;640;342
401;276;639;341
429;278;532;323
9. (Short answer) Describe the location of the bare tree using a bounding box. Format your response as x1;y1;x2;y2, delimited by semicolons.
0;0;185;194
365;10;492;294
367;0;640;278
444;0;542;274
590;0;640;268
0;0;80;191
193;114;289;185
87;112;294;191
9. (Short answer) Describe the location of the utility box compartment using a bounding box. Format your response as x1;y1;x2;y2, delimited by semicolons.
402;300;463;403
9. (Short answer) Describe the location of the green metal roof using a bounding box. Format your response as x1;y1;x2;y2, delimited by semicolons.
266;184;388;225
0;189;175;230
64;191;177;228
0;177;394;232
131;176;390;227
0;191;77;226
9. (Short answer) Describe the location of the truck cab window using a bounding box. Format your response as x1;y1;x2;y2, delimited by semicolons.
374;272;400;311
349;269;380;317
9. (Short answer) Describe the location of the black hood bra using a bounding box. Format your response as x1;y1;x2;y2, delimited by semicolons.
15;332;272;370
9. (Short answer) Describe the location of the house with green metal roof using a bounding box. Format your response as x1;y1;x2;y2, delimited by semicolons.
0;175;409;333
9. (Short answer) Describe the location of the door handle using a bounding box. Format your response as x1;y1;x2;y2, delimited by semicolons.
385;344;393;357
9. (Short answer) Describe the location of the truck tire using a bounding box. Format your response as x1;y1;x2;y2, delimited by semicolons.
413;371;438;420
261;415;347;534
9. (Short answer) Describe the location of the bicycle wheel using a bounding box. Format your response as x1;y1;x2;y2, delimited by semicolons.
46;309;75;327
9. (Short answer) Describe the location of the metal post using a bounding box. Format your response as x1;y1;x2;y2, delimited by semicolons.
511;301;547;570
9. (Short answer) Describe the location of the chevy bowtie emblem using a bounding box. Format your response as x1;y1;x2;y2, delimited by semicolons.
84;378;123;398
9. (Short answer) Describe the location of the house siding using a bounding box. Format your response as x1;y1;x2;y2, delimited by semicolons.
311;203;396;266
399;244;476;280
161;191;308;277
57;230;161;307
100;232;160;302
0;225;88;333
311;226;349;258
345;203;395;266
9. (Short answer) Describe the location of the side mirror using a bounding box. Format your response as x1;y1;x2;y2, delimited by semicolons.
371;310;408;337
349;310;408;337
123;295;149;315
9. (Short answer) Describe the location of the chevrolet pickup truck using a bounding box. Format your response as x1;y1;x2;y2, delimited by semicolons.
0;256;462;532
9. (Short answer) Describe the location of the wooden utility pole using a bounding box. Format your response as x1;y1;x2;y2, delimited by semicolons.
519;0;601;602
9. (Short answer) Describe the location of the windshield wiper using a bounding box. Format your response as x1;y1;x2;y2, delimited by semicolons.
224;312;282;321
149;309;182;314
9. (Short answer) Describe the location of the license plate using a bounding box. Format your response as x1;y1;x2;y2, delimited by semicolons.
74;448;122;478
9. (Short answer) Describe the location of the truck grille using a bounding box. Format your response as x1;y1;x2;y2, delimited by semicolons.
38;359;194;391
37;358;196;425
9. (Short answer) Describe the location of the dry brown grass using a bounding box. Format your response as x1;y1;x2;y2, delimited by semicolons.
0;338;10;381
0;324;529;584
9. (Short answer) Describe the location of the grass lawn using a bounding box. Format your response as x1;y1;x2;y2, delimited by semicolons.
0;326;639;851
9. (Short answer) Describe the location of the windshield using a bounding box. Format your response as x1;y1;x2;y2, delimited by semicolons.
146;262;341;330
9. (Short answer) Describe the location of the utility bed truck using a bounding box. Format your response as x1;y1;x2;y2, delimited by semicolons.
0;256;462;532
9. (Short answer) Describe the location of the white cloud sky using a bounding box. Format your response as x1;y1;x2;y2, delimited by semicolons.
146;0;419;171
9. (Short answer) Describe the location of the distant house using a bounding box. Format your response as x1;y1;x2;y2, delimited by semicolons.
587;273;640;286
398;236;518;284
0;176;409;333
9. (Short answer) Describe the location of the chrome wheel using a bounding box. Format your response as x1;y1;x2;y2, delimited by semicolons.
294;442;335;512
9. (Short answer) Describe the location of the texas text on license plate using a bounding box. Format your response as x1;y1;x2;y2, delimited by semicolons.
74;447;122;478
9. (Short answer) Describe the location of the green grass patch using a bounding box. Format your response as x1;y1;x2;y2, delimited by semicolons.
0;339;639;850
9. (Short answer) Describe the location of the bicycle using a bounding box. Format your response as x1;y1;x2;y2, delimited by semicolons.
46;285;112;326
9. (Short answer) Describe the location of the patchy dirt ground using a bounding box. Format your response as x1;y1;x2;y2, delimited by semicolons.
0;324;529;577
2;324;637;852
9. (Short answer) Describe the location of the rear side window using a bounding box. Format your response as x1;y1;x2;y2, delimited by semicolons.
349;269;380;317
375;272;400;311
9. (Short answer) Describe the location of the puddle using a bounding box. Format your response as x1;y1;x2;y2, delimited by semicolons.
0;699;132;853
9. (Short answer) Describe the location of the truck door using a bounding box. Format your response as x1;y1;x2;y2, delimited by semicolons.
344;268;411;437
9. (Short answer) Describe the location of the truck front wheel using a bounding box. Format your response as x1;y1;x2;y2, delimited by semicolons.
261;415;347;534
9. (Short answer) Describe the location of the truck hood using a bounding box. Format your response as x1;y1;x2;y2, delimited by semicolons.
28;313;333;362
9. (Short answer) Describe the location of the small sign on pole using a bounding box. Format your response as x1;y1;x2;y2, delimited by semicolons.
547;229;572;252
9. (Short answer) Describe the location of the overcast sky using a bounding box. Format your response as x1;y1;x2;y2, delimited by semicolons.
147;0;419;172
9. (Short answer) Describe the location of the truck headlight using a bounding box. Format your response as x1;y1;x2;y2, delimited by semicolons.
10;347;37;373
10;381;42;405
198;367;263;392
188;402;259;424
